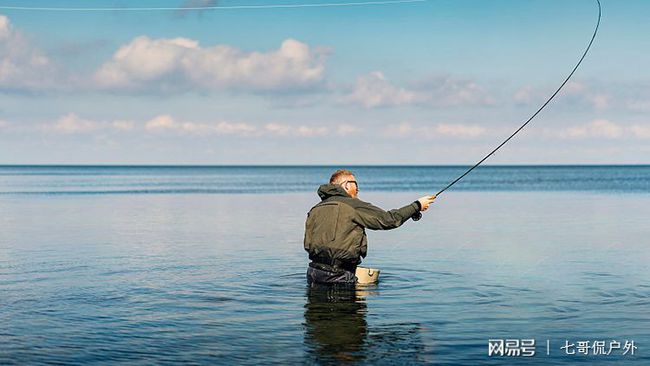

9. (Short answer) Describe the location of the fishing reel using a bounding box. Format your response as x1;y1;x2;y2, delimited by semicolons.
411;211;422;221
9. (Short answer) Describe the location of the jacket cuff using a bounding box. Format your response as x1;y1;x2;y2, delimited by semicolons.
413;200;422;211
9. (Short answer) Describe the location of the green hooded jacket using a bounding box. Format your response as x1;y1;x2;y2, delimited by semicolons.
304;184;420;266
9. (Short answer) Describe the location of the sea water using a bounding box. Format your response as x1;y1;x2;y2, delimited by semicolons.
1;166;649;364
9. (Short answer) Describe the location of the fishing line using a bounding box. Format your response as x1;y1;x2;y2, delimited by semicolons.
0;0;425;12
435;0;601;197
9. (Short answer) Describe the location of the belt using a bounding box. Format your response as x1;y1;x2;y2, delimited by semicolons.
310;256;356;273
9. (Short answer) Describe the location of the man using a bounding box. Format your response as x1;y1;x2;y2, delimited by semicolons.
304;169;436;284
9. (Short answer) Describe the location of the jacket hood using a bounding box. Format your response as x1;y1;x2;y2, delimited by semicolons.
317;184;350;200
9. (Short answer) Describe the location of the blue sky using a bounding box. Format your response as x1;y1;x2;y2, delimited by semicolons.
1;0;649;164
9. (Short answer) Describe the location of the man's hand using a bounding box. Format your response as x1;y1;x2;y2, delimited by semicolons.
417;195;437;211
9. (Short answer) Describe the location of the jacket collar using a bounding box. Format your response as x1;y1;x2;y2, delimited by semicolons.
317;183;350;200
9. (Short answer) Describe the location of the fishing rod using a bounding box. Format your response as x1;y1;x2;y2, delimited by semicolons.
434;0;602;198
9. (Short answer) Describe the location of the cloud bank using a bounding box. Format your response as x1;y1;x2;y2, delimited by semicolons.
94;37;327;92
513;81;610;111
346;71;494;108
1;13;329;94
383;121;487;139
548;119;650;140
0;15;59;90
36;113;355;138
45;113;134;134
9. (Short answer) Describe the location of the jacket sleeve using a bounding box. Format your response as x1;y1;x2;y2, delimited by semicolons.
353;200;420;230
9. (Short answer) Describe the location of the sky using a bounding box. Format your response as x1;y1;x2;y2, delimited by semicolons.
0;0;649;165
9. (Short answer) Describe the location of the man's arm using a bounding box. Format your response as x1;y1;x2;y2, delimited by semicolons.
352;195;436;230
353;201;420;230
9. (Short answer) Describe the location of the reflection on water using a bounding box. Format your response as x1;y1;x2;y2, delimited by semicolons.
304;285;368;363
304;284;425;365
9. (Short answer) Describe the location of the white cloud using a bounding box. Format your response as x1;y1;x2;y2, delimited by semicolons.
111;120;135;131
213;121;257;135
347;71;418;108
145;114;176;130
564;81;587;94
0;17;327;95
265;123;327;137
558;119;623;139
515;81;610;111
435;123;485;138
95;37;327;92
550;119;650;140
629;125;650;139
0;14;58;90
382;121;485;139
626;100;650;112
50;113;102;134
336;124;361;136
44;113;135;134
513;86;533;104
346;72;493;109
296;125;328;137
35;113;354;139
0;15;10;39
590;94;609;110
145;117;332;137
383;122;413;137
263;123;289;136
424;76;495;107
145;114;257;136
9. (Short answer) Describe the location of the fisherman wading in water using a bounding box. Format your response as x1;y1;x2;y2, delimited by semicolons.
304;169;436;285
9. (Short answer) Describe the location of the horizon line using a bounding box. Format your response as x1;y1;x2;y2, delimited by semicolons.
1;163;649;168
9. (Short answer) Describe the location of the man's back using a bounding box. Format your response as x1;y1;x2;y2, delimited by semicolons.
304;184;369;267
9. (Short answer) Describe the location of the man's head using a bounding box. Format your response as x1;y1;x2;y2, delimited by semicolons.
329;169;359;198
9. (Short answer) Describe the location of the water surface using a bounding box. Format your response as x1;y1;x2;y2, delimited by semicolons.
1;167;649;364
